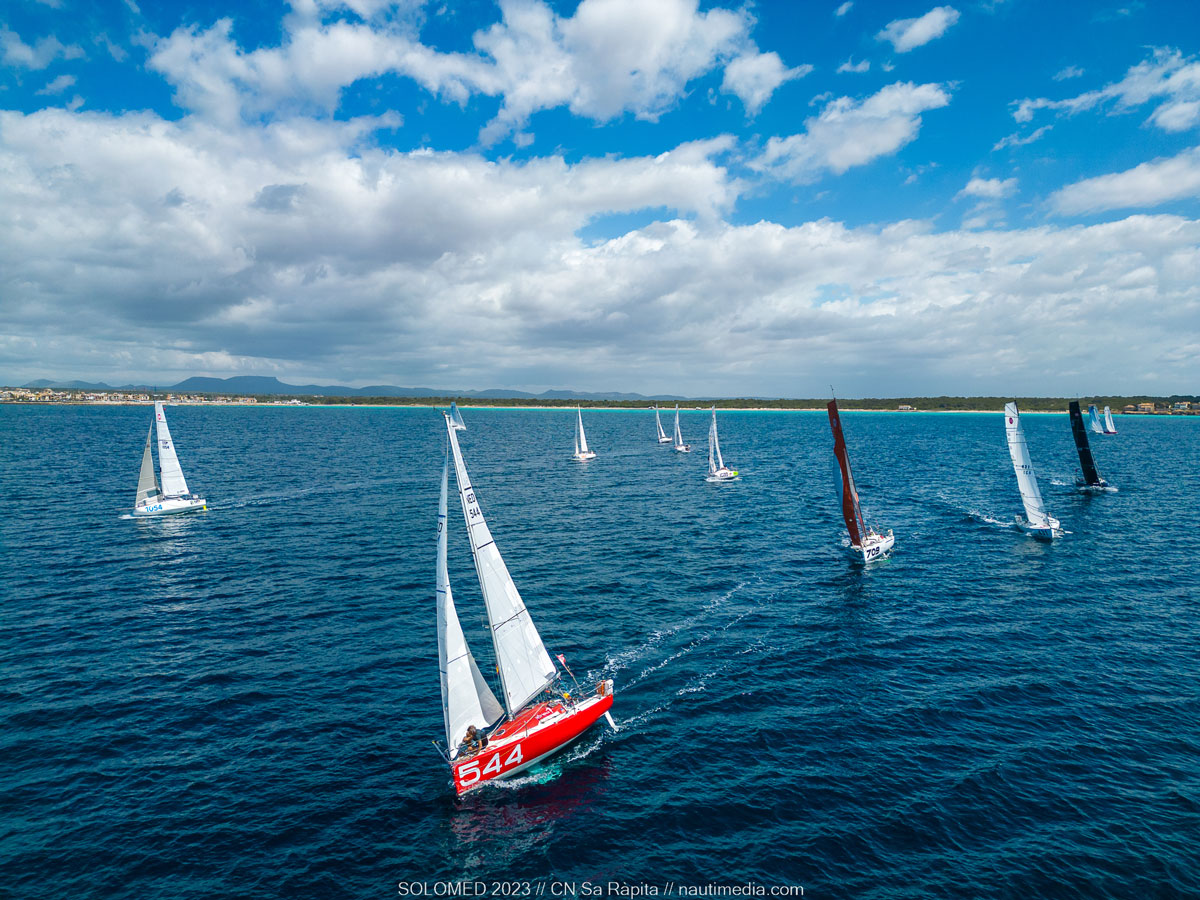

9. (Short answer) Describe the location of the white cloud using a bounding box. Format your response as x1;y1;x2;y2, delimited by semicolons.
877;6;960;53
147;0;787;142
0;26;84;69
36;74;77;95
837;58;870;74
1053;65;1084;81
1050;146;1200;215
992;124;1051;150
1014;47;1200;134
957;176;1017;199
835;2;853;16
721;51;811;115
755;82;951;182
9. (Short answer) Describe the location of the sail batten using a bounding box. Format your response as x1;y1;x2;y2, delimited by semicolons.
437;442;502;757
828;400;866;546
1069;401;1103;486
134;425;160;506
1004;402;1052;528
154;402;190;497
446;419;557;718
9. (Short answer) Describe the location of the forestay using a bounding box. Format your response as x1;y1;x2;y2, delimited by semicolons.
135;425;159;506
1004;402;1052;528
154;402;190;497
446;418;558;718
828;400;866;546
437;444;503;757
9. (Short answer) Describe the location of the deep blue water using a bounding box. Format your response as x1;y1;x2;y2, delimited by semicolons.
2;405;1198;899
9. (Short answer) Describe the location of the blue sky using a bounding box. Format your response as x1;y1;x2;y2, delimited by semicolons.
2;0;1198;396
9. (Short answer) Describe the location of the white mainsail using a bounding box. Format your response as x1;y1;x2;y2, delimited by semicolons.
1004;402;1052;529
449;402;467;431
134;425;160;506
576;408;591;454
1104;406;1117;434
1088;404;1104;435
673;406;684;445
437;443;503;757
446;418;558;718
154;401;190;497
655;408;668;442
708;408;724;474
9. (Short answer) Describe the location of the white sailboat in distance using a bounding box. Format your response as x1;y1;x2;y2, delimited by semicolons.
573;407;597;461
132;402;207;517
654;407;671;444
828;399;894;561
705;408;739;482
1004;402;1062;539
449;402;467;431
437;414;614;794
1103;406;1118;434
672;405;691;453
1087;404;1105;436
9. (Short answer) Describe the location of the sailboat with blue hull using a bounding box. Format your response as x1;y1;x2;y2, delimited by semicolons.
1069;401;1116;492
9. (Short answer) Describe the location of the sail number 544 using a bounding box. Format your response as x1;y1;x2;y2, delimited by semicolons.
457;744;523;786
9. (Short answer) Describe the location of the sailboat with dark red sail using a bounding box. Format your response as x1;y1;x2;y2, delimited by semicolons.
827;399;894;562
1069;401;1116;492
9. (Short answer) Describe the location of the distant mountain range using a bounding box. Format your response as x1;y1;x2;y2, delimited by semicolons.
19;375;690;401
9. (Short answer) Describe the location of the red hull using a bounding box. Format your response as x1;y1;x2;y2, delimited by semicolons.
452;691;612;795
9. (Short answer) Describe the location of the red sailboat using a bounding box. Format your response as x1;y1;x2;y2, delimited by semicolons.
436;415;614;794
827;399;894;562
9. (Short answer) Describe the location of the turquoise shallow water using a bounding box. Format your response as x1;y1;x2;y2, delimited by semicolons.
2;405;1198;898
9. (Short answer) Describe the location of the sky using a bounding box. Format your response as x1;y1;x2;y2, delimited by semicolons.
1;0;1199;397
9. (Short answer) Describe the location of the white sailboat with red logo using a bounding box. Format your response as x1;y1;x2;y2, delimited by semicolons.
132;402;207;517
828;399;893;561
1004;402;1063;539
437;415;614;795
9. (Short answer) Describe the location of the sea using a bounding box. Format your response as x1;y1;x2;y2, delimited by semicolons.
2;404;1198;899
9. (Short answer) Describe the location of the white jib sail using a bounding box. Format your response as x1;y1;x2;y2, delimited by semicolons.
708;408;724;473
674;406;683;445
655;408;668;441
1004;402;1052;528
135;424;159;506
154;402;190;497
446;418;557;718
576;408;591;454
1104;407;1117;433
449;402;467;431
438;443;503;757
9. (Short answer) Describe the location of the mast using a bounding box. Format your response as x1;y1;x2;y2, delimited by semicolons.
446;417;557;718
134;424;160;506
154;401;190;497
827;400;866;546
1004;402;1052;528
1068;401;1103;486
437;437;503;756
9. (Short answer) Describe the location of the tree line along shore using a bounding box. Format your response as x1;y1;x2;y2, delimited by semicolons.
5;388;1198;413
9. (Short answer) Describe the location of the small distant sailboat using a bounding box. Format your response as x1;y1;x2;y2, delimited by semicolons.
437;415;614;795
654;407;671;444
705;408;739;482
672;405;691;453
1069;401;1116;492
1087;404;1105;436
828;399;893;561
573;407;596;461
1004;402;1062;539
132;402;206;517
1103;406;1118;434
449;402;467;431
